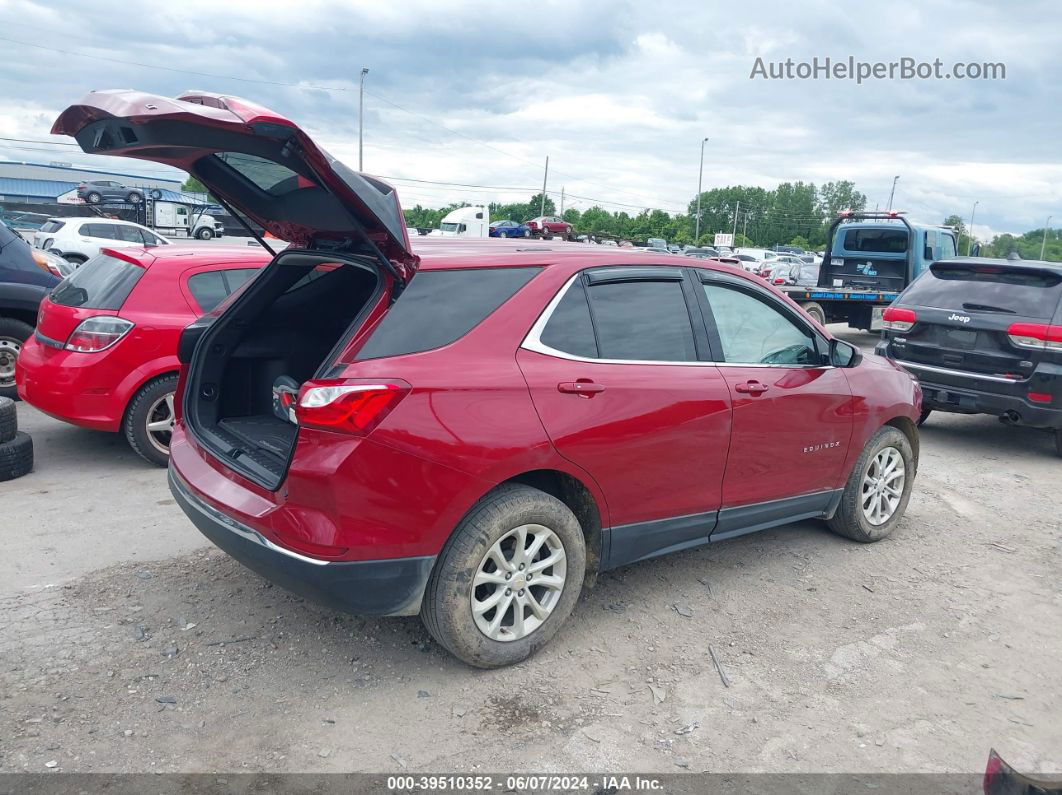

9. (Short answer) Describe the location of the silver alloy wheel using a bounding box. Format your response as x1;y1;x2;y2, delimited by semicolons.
145;391;176;456
470;523;567;642
0;337;21;389
861;446;905;525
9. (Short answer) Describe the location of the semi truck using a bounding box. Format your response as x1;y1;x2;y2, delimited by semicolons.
778;210;958;330
150;201;224;240
429;206;489;237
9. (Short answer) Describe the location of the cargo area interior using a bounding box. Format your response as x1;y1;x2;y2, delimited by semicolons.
185;251;380;488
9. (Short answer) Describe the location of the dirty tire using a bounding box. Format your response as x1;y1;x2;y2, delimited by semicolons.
123;374;178;467
828;425;916;543
0;396;16;442
801;301;826;325
421;483;586;668
0;316;33;400
0;431;33;481
917;407;931;427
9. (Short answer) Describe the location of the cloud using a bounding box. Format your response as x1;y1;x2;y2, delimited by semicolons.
0;0;1058;237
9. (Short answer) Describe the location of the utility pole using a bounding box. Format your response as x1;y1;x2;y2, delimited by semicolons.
742;211;748;241
358;67;369;171
1042;215;1053;260
732;200;740;242
967;200;979;256
886;175;899;211
560;186;565;216
540;156;549;218
695;137;709;242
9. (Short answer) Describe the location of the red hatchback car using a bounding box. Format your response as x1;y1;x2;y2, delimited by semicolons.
52;90;922;668
17;245;268;465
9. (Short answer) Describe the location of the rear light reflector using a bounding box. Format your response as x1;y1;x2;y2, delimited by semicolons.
1007;323;1062;352
882;307;917;332
65;317;134;352
295;379;410;435
1028;392;1052;404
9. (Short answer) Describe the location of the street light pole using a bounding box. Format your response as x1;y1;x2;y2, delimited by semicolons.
732;200;740;242
540;156;549;218
967;200;979;256
886;175;899;211
695;137;708;243
1041;215;1053;260
358;68;369;171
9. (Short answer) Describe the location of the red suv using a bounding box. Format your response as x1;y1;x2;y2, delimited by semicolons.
526;216;573;240
53;90;922;668
17;245;268;465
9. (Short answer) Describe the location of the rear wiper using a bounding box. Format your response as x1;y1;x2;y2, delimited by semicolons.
962;302;1015;314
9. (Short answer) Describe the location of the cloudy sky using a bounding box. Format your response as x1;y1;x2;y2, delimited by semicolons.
1;0;1059;240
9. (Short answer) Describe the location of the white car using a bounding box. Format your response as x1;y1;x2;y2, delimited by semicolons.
33;217;170;265
734;247;779;262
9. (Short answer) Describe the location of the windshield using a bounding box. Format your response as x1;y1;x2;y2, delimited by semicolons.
842;228;908;254
903;264;1062;318
50;254;144;310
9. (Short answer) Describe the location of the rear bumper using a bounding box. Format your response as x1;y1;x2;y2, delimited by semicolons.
169;467;435;617
879;347;1062;428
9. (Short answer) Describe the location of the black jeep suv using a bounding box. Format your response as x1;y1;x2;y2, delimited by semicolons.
876;257;1062;455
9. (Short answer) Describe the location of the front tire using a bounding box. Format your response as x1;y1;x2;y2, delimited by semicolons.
827;426;916;543
196;227;214;240
0;317;33;400
421;484;586;668
85;192;102;204
123;375;178;466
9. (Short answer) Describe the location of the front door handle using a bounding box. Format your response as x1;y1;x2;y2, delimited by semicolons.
734;380;769;395
558;380;605;396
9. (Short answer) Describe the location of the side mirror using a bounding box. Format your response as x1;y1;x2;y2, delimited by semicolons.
830;338;862;368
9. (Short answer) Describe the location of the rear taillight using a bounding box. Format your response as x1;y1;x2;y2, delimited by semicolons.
65;317;134;352
1007;323;1062;352
295;379;410;435
882;307;917;332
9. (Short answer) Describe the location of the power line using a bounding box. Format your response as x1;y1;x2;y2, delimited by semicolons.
0;136;79;147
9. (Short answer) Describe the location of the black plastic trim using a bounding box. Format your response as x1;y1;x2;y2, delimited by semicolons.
712;490;841;541
169;468;434;616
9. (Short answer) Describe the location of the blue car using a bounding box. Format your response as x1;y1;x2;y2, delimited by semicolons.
489;220;531;238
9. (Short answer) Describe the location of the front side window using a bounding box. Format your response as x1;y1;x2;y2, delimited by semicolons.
587;279;697;362
703;283;820;366
941;234;957;259
114;225;144;243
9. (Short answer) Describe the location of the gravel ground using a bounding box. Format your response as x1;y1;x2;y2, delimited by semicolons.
1;329;1059;775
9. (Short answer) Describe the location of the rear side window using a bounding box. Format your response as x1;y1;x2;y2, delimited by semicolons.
50;254;144;310
586;280;696;362
842;228;908;253
903;264;1062;319
356;267;541;360
40;220;65;233
540;280;598;358
186;268;259;313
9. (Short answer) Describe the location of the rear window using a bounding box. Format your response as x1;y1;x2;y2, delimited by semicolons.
842;228;908;254
903;263;1062;319
214;152;307;196
50;254;144;310
40;220;65;233
356;267;541;360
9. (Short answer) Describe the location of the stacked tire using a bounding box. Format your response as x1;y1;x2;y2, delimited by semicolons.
0;397;33;482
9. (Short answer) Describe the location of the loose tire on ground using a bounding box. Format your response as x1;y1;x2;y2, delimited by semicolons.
827;425;916;543
0;395;16;442
0;316;33;400
421;483;586;668
801;301;826;325
0;431;33;481
123;374;178;467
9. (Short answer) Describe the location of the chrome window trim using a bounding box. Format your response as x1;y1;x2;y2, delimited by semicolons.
897;360;1019;384
521;271;834;370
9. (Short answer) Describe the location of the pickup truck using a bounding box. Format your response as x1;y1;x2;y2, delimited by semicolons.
778;210;958;330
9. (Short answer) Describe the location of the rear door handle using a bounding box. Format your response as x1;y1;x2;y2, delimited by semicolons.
734;380;769;395
558;381;605;396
